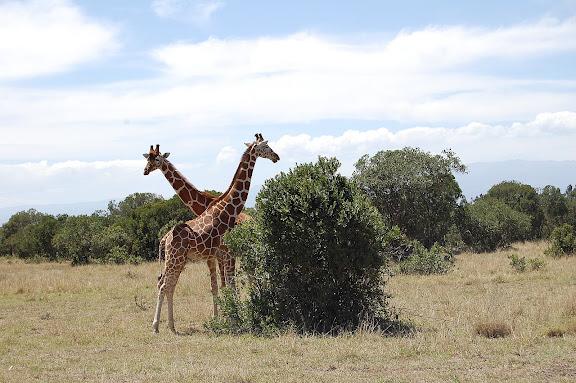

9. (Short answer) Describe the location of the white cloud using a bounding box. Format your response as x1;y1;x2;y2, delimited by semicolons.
153;18;576;78
13;159;142;175
0;160;146;206
0;0;118;81
216;145;238;163
0;155;255;209
151;0;224;24
271;112;576;165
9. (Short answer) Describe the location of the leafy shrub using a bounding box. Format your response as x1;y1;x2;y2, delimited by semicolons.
544;223;575;258
382;225;414;262
508;254;527;272
225;157;394;334
353;147;466;248
508;254;546;272
458;197;532;252
443;224;467;255
398;242;454;275
527;257;546;271
105;246;143;265
204;288;255;335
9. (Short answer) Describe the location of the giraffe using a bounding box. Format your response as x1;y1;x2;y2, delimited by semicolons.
142;144;250;289
152;134;279;333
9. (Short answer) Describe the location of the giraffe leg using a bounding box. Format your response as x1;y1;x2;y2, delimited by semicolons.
217;257;226;288
227;256;236;291
207;257;219;317
152;285;164;333
153;239;185;334
164;264;184;334
165;285;176;333
217;246;236;291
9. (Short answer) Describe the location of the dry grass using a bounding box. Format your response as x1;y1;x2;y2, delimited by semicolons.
1;241;576;382
474;320;512;338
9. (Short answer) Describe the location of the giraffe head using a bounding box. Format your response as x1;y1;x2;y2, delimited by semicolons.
247;133;280;163
142;144;171;175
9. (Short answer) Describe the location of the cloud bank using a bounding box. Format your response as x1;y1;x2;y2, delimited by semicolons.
271;112;576;165
153;18;576;77
0;0;118;81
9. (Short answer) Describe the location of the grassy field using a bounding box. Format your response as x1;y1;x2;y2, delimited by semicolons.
1;241;575;382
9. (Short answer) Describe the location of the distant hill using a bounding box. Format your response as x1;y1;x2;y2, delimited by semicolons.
457;160;576;200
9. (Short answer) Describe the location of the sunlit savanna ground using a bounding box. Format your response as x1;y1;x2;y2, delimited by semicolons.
1;241;575;382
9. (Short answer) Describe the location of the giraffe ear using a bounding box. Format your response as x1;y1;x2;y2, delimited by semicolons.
245;142;251;147
163;152;170;158
143;154;150;159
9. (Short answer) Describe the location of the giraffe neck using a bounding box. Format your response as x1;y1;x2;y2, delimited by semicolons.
159;160;213;216
210;146;257;234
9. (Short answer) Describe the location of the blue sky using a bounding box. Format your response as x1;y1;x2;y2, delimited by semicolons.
0;0;575;212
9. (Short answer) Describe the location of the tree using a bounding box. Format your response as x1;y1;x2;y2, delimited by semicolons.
458;197;532;252
485;181;544;238
107;192;163;217
0;210;59;258
52;215;107;265
226;157;393;333
353;147;466;248
544;223;575;257
114;195;195;261
540;185;568;236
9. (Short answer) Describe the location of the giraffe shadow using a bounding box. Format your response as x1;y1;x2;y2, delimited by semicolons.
176;324;205;336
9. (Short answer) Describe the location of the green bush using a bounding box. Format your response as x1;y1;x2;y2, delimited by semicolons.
204;288;255;335
485;181;544;239
508;254;527;272
458;197;532;252
443;224;467;255
353;147;466;248
0;210;60;259
527;258;546;270
540;186;569;237
544;223;575;258
382;225;414;262
224;157;394;334
398;242;454;275
52;215;106;265
508;253;546;272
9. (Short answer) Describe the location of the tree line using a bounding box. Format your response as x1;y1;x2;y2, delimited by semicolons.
0;147;575;265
